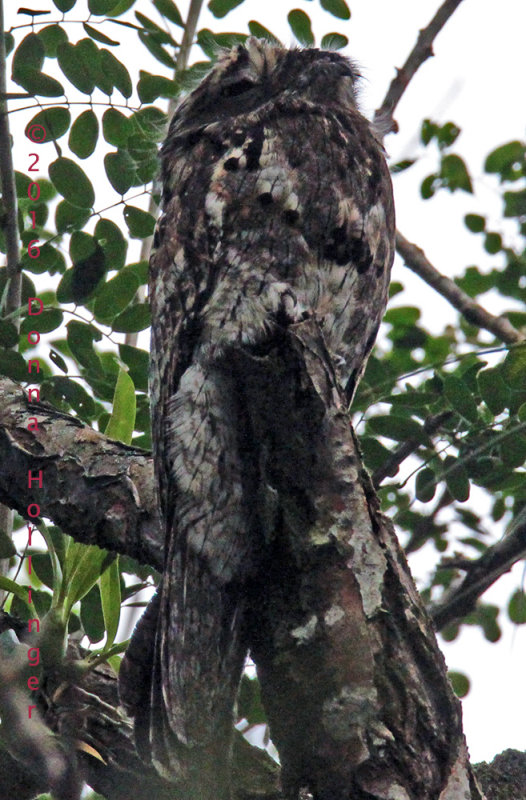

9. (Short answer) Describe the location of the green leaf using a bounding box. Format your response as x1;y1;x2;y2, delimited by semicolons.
106;0;137;14
448;671;470;698
100;49;133;97
21;241;65;276
503;189;526;218
25;107;70;142
67;320;103;374
208;0;245;18
69;109;99;158
38;24;68;57
135;12;176;42
63;542;109;614
501;429;526;469
320;32;348;50
421;120;438;146
287;10;314;45
57;41;95;94
102;108;131;146
13;67;64;97
508;589;526;624
443;455;470;502
112;302;151;333
53;0;76;10
100;556;121;649
83;22;120;46
88;0;120;14
247;21;281;45
94;217;127;270
391;159;416;174
21;308;63;335
502;347;526;389
0;320;18;348
464;213;485;233
367;414;430;446
415;468;437;503
359;436;396;475
69;232;107;301
0;349;27;381
443;375;479;423
124;205;156;238
104;150;137;194
0;528;16;558
383;306;420;326
420;173;437;199
119;344;149;392
42;376;95;418
238;675;267;725
13;33;44;77
50;157;95;208
50;349;69;373
81;584;105;643
94;268;140;324
131;107;167;140
55;200;91;234
137;71;177;103
152;0;184;26
138;30;176;68
484;232;502;254
320;0;351;20
477;367;510;415
0;575;32;606
440;154;473;193
105;370;136;444
485;141;525;175
437;122;460;149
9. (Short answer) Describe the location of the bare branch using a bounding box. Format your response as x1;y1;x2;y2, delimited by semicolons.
0;0;21;315
396;230;525;344
0;377;162;569
431;510;526;630
374;0;466;134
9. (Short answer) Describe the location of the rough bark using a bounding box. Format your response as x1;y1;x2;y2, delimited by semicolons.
0;377;162;570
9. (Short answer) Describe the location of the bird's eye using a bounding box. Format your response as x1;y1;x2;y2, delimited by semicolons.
219;78;256;99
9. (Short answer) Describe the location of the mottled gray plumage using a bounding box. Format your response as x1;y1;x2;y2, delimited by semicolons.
120;38;395;796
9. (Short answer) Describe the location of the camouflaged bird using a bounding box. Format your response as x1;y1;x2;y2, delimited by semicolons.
120;38;395;798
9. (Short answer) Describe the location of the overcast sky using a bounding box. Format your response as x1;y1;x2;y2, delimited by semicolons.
6;0;526;764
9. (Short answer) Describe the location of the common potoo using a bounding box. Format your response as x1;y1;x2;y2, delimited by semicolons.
120;38;395;798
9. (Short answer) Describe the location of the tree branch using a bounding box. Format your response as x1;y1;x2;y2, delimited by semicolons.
396;230;525;344
374;0;466;134
0;377;162;569
0;0;21;316
431;510;526;630
371;411;453;488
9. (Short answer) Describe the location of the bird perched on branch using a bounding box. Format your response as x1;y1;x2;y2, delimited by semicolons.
120;37;395;799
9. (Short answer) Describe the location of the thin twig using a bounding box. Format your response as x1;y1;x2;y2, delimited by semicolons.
374;0;465;135
372;411;452;488
396;230;525;345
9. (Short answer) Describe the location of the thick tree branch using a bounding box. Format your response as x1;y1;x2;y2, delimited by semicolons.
396;230;525;344
0;377;162;569
374;0;465;134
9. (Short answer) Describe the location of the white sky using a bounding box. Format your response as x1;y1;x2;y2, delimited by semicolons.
5;0;526;766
